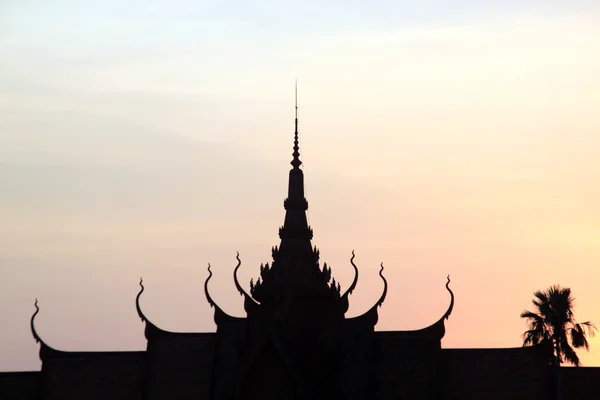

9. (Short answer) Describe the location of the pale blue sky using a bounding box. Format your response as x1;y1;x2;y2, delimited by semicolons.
3;0;600;92
1;1;600;371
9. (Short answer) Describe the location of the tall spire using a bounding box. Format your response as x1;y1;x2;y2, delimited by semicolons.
278;81;311;252
291;79;302;169
250;84;340;304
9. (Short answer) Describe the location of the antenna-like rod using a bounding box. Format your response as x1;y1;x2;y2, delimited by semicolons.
295;79;298;120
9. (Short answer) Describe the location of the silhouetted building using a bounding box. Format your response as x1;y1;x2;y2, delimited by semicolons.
2;102;599;400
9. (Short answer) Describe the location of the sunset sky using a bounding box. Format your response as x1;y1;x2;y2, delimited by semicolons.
1;1;600;371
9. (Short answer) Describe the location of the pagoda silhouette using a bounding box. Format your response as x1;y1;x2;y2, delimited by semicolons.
4;92;600;399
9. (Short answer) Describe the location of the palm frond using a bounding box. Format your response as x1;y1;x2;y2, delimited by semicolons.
570;323;595;351
533;289;548;303
520;310;543;321
561;341;580;366
523;329;547;347
580;321;597;337
521;309;547;347
523;285;594;367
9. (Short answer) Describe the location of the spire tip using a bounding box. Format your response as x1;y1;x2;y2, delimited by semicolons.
295;79;298;120
291;80;302;169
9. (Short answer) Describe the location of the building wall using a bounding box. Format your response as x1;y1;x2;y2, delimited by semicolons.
439;347;551;400
562;367;600;400
144;333;216;400
39;351;145;400
372;332;442;400
7;340;600;399
210;321;247;400
337;328;373;400
0;372;40;400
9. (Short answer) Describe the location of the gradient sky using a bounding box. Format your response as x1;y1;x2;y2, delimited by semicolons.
1;1;600;371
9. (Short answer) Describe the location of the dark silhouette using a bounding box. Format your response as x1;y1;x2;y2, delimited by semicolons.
522;285;597;400
521;285;596;367
3;93;600;399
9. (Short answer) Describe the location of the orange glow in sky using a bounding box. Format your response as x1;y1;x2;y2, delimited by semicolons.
1;2;600;371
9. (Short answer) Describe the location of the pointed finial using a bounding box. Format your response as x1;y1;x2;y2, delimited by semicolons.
291;80;302;169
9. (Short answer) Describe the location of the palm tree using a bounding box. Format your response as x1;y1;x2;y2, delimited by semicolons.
521;285;596;367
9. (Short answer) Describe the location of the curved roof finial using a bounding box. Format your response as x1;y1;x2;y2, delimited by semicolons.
204;263;246;323
233;252;244;296
443;275;454;320
343;262;388;326
376;263;388;307
341;250;359;298
135;278;146;322
204;263;218;308
29;299;59;358
30;298;42;343
204;264;215;308
233;252;260;309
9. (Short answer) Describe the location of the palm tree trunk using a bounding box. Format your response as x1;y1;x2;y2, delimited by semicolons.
556;366;563;400
554;339;562;400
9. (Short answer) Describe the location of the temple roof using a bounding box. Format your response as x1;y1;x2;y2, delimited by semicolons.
30;299;147;361
30;95;455;352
